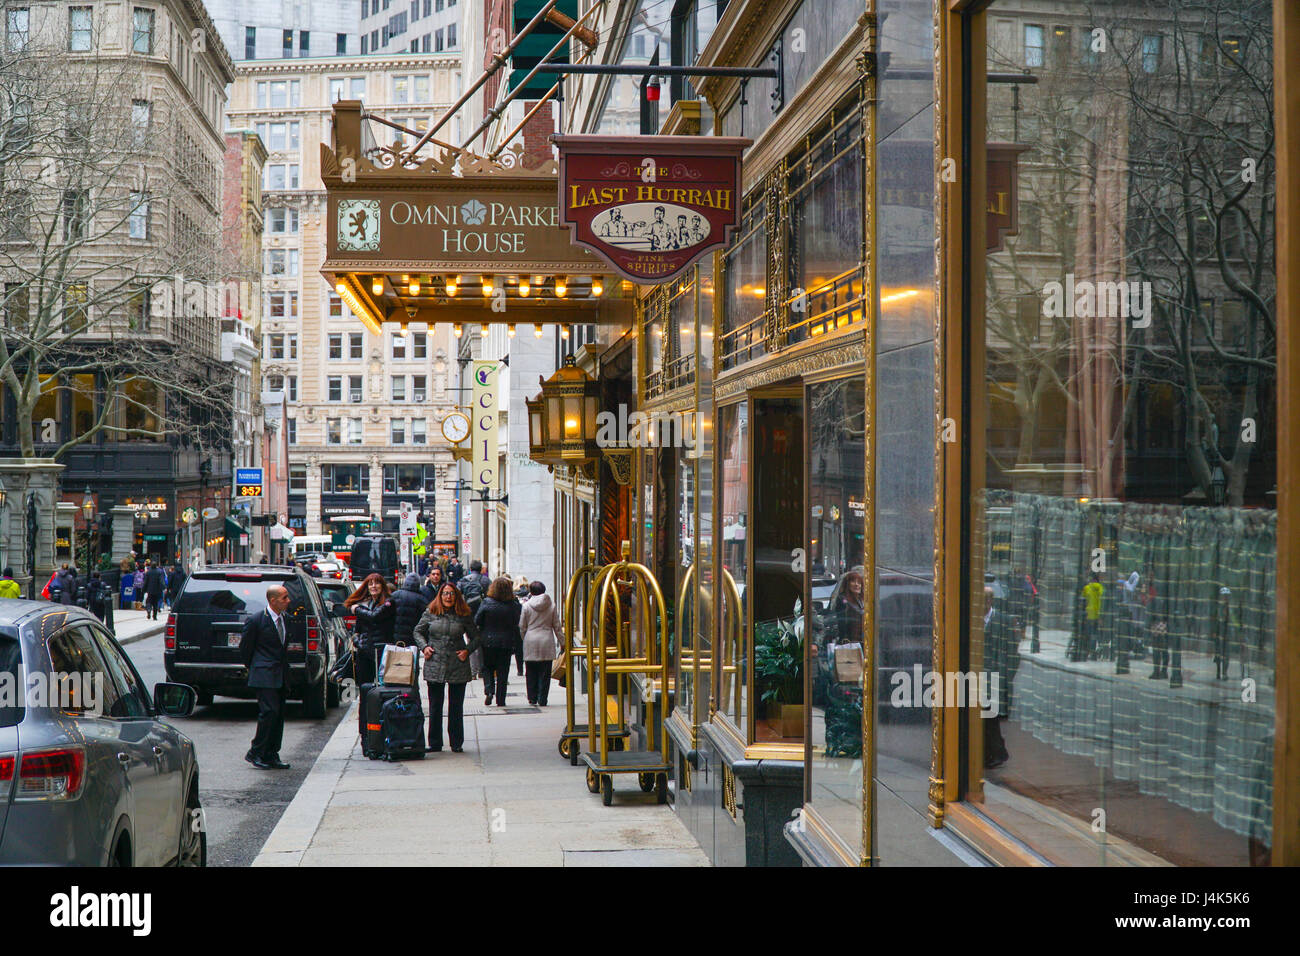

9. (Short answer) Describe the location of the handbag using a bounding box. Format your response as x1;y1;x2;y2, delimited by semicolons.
833;643;864;684
379;642;417;687
551;650;568;686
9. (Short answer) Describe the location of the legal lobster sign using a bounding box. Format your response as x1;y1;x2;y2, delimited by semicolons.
552;135;751;284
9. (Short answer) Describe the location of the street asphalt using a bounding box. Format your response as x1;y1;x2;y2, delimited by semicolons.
122;629;350;867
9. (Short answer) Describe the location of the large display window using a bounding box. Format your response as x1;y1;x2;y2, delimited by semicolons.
963;0;1278;865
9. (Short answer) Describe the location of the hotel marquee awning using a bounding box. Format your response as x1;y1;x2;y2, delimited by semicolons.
321;101;633;334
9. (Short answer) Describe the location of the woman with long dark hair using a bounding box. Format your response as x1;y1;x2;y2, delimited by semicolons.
345;573;394;685
475;577;522;706
412;582;482;752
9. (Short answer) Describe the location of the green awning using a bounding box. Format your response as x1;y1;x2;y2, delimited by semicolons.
224;517;245;537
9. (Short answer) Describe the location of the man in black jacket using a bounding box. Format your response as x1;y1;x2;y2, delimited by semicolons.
240;586;293;769
391;573;428;645
142;560;165;620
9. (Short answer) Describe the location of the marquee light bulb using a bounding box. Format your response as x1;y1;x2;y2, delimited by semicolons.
534;324;544;338
481;274;494;297
554;276;567;297
408;279;420;295
591;278;604;297
454;323;463;338
445;276;458;296
508;324;516;338
560;325;569;339
371;276;384;296
519;278;530;297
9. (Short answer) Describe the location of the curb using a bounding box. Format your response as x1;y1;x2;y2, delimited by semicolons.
252;700;359;866
117;623;165;646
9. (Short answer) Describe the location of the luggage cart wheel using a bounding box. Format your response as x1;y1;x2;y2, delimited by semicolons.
601;774;613;806
570;741;580;766
558;738;568;759
586;767;600;794
638;772;655;792
655;773;668;805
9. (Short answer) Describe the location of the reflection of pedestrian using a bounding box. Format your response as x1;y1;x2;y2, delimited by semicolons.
983;587;1015;769
1211;586;1238;680
1071;573;1103;662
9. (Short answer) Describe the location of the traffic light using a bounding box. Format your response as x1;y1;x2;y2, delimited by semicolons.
508;1;578;98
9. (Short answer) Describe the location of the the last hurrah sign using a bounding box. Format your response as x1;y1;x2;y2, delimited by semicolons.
552;135;751;284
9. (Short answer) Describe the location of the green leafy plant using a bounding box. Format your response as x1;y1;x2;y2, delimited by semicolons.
755;616;803;706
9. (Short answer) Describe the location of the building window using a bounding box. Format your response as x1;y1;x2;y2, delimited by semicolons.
391;332;406;360
69;7;92;52
258;80;301;109
268;291;298;319
266;334;285;360
132;8;154;54
62;190;89;240
361;35;368;55
288;376;298;401
264;164;300;190
323;463;368;493
326;419;341;444
349;333;364;359
328;376;343;402
328;333;343;359
1024;24;1044;68
267;374;285;392
282;29;293;57
391;376;406;401
348;375;363;403
287;418;297;444
265;249;299;276
447;23;456;48
421;34;430;53
1141;34;1163;73
289;463;306;492
128;192;149;239
390;419;405;444
267;207;299;233
4;283;30;331
411;375;427;402
63;283;89;334
336;33;347;55
412;333;427;359
299;30;309;56
392;74;430;104
384;464;435;494
346;418;363;444
434;28;443;51
131;100;151;148
6;7;30;52
411;418;426;444
245;26;256;59
328;292;348;319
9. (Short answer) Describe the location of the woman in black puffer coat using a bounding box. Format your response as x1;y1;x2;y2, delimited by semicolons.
390;573;428;646
474;577;522;707
345;573;394;686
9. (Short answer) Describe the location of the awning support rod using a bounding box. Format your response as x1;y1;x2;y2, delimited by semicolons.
533;64;779;78
405;0;563;160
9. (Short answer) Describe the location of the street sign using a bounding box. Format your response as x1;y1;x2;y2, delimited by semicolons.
202;507;219;520
235;467;264;499
181;507;198;524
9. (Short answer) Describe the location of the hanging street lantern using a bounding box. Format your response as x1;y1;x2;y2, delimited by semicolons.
527;355;601;467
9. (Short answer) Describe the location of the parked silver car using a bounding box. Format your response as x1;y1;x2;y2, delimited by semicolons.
0;601;202;866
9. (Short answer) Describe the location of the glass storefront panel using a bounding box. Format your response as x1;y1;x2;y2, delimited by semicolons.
676;455;696;722
717;401;749;736
697;256;716;725
806;375;866;850
752;394;804;744
970;0;1276;865
721;195;767;370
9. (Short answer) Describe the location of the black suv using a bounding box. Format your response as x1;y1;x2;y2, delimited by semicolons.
347;533;400;582
164;565;342;717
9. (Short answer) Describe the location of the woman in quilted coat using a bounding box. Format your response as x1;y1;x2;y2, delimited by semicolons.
412;582;482;752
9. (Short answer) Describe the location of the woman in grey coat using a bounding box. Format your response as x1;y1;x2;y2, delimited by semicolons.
412;582;482;752
519;581;561;706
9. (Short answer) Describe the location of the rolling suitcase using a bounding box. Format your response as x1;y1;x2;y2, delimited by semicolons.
359;682;420;759
378;691;426;761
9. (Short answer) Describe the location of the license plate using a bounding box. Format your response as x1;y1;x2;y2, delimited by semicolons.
227;634;242;648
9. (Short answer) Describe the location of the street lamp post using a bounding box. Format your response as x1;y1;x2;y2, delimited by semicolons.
81;487;96;572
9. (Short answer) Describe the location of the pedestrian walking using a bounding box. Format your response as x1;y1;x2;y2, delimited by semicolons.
412;582;482;752
239;585;292;769
519;581;561;706
142;560;165;620
346;573;395;686
51;564;76;605
166;561;185;611
0;567;19;600
133;564;145;610
446;556;464;584
475;577;521;707
390;573;428;645
419;564;447;604
458;560;490;614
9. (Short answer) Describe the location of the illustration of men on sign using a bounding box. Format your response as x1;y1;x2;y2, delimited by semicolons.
674;214;691;250
348;207;371;242
647;206;671;250
690;214;706;244
600;208;627;238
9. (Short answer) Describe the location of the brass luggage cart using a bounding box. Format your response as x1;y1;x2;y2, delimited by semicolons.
580;542;671;806
557;550;629;765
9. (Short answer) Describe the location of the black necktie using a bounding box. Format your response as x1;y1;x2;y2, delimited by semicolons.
274;614;285;646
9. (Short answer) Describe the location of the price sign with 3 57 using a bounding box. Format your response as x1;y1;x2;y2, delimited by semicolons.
239;485;262;497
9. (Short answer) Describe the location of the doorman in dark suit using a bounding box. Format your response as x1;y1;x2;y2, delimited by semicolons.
240;585;293;769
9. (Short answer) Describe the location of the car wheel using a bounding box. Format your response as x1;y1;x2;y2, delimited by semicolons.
196;689;214;707
304;676;327;718
109;833;131;867
178;785;206;867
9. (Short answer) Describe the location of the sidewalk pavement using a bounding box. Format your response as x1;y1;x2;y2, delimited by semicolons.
254;677;710;867
112;608;167;646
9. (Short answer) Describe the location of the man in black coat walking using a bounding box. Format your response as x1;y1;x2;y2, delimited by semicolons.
142;560;165;620
239;586;293;769
391;573;428;645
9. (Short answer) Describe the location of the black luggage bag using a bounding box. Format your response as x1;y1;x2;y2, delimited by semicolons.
359;683;424;759
378;691;426;761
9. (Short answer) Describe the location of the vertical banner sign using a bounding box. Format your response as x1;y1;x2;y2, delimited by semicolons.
552;135;751;284
472;360;499;495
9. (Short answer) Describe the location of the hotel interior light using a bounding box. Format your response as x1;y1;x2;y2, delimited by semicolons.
481;274;494;297
371;276;383;296
445;276;458;296
519;277;530;297
408;278;420;295
334;280;382;336
534;323;544;338
591;277;603;297
508;324;516;338
560;325;569;339
454;323;463;338
554;276;567;298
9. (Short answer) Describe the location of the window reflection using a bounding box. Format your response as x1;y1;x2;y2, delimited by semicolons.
973;0;1276;866
718;402;748;734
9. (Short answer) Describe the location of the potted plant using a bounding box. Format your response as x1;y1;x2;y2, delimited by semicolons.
755;616;804;738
